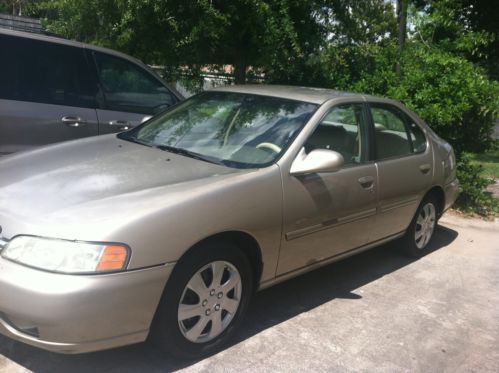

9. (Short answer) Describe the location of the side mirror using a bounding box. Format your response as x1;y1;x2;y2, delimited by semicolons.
290;148;344;175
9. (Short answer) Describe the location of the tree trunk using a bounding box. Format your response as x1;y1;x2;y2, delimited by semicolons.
233;37;247;84
234;60;247;84
396;0;408;76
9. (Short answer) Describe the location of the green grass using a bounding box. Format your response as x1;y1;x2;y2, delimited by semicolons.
468;147;499;179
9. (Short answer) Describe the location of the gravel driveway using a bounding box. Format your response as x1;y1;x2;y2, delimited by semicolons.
1;213;498;373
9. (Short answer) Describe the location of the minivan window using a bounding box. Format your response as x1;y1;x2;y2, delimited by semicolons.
93;52;176;115
0;34;98;108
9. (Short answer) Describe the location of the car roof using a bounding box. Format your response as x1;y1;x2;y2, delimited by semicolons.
211;84;372;104
0;27;144;66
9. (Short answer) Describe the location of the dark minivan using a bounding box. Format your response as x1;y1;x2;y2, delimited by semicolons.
0;28;182;155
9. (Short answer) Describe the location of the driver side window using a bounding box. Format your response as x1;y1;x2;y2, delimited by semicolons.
305;103;367;165
93;52;177;115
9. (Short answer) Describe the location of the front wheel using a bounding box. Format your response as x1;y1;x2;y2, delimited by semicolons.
151;242;253;359
403;195;438;257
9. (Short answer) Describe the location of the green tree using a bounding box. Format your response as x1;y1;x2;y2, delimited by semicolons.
32;0;123;47
412;0;499;80
33;0;323;85
266;0;397;86
1;0;39;16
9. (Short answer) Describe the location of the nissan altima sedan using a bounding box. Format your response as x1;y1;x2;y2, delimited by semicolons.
0;85;458;358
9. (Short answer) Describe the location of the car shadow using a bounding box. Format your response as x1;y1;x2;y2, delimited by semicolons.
0;225;458;373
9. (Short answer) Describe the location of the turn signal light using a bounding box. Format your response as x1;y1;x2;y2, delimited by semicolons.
97;245;128;271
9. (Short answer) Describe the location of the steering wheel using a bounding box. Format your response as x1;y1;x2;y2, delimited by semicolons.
256;142;282;153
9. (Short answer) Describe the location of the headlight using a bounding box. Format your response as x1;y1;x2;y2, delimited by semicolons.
1;236;129;274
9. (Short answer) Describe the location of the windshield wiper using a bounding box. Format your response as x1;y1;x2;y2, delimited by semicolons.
118;133;153;147
154;144;224;166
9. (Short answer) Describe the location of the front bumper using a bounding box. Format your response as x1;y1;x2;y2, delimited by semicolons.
443;178;459;212
0;257;174;354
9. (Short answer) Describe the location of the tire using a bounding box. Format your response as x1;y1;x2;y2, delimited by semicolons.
402;195;439;258
151;241;254;359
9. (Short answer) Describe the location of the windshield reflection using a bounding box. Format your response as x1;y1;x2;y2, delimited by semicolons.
119;92;317;168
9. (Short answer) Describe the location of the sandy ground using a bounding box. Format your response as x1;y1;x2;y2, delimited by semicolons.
0;213;498;373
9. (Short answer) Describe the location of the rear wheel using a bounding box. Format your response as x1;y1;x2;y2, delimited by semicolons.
403;195;438;257
151;242;253;359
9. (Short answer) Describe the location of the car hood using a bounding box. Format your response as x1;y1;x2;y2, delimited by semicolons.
0;135;246;240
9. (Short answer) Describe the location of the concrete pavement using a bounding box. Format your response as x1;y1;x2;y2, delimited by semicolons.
0;213;498;372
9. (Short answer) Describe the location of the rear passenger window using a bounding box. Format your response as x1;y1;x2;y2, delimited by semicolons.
93;52;176;115
0;34;98;108
408;122;427;153
370;104;427;159
370;105;412;159
305;104;366;165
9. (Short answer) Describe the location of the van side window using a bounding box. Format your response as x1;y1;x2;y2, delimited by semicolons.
0;34;98;108
93;52;176;115
305;103;367;165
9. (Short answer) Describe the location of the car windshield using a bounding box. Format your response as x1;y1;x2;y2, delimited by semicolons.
119;91;318;168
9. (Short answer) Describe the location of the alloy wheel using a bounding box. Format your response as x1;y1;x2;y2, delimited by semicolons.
415;202;436;249
178;261;242;343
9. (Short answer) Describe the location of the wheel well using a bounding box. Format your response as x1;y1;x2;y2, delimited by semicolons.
189;231;263;290
425;186;445;217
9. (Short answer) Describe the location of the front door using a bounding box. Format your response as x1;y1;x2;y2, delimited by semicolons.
277;103;377;275
90;51;178;134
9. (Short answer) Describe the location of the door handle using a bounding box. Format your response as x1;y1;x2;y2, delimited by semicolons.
109;120;131;131
61;116;86;127
358;176;375;190
419;164;431;174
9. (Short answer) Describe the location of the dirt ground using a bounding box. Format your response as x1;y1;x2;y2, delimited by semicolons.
1;213;498;373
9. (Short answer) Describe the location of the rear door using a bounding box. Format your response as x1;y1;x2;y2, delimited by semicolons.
0;33;99;155
89;51;179;134
367;101;432;240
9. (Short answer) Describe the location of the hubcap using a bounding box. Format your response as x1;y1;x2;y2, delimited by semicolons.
415;203;436;249
178;261;242;343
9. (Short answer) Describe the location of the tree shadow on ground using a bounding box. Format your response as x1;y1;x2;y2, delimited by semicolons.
0;225;458;373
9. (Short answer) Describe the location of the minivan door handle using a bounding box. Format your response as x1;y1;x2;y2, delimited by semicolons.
109;120;131;131
358;176;375;189
61;116;86;127
419;164;431;174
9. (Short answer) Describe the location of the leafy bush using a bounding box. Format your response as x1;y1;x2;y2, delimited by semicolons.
390;48;498;216
347;44;499;154
388;46;499;154
455;153;498;216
